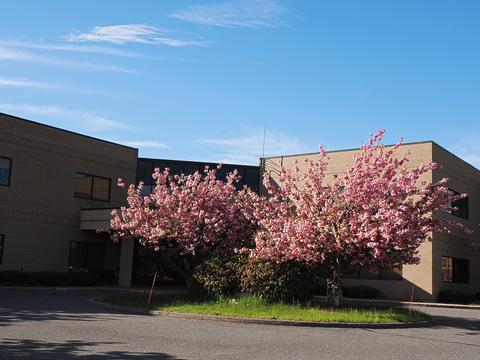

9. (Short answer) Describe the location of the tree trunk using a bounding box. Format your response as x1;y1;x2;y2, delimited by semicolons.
325;267;343;307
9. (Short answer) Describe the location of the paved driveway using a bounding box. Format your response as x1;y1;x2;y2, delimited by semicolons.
0;289;479;359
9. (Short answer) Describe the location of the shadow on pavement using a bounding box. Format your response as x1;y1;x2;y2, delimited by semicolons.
430;314;480;336
0;289;139;327
364;312;480;348
0;307;131;327
0;339;184;359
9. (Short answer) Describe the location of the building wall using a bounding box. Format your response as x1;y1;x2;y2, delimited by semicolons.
262;142;442;300
432;143;480;299
0;114;138;273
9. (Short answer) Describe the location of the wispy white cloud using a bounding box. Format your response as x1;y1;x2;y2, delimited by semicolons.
170;0;288;28
0;76;60;89
0;45;135;73
66;24;207;47
0;103;134;133
0;38;142;58
199;128;305;165
120;140;168;149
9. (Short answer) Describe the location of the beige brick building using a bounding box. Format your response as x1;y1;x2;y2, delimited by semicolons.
0;113;138;283
1;112;478;300
262;141;480;300
0;113;259;288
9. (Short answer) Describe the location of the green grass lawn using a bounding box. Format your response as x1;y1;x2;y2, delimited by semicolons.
100;293;431;324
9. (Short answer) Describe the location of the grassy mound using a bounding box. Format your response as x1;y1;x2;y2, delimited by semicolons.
100;293;430;324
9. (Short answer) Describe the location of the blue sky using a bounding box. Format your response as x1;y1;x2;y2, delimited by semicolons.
1;0;480;167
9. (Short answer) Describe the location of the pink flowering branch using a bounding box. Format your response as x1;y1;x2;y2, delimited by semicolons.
252;130;470;306
110;165;260;258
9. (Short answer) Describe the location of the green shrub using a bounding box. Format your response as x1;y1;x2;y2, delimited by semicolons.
239;259;314;302
193;251;246;297
33;272;74;286
438;290;476;304
343;285;379;299
0;271;35;285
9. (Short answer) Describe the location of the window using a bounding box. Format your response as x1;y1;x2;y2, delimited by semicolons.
69;242;105;268
183;163;200;175
442;256;469;283
0;157;12;186
74;173;111;201
137;160;153;185
0;234;4;264
448;189;469;220
245;167;259;193
140;184;153;196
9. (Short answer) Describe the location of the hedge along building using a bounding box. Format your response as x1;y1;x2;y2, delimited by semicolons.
261;141;480;301
0;113;260;287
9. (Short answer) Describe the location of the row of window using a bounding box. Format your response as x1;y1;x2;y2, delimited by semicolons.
2;156;113;202
74;172;111;202
137;159;260;194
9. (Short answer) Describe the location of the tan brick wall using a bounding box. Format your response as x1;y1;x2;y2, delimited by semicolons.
432;143;480;298
0;114;137;272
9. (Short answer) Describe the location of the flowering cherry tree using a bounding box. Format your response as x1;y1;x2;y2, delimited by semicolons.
252;131;468;306
110;165;259;283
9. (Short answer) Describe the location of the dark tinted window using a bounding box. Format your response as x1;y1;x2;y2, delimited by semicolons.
216;165;228;181
74;173;93;198
449;189;469;220
236;168;246;188
442;256;469;283
183;163;200;175
165;163;183;176
136;159;260;193
137;160;153;185
0;157;12;186
245;168;259;192
140;184;153;196
92;177;110;201
74;173;111;202
69;242;105;269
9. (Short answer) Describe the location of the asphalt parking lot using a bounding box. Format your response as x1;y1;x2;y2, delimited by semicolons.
0;288;479;359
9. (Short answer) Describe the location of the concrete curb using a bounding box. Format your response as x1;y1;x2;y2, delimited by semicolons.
312;295;480;310
90;298;431;329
